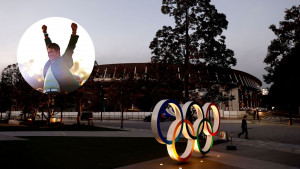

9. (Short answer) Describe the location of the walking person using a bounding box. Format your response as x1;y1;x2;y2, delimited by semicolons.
256;108;260;123
238;115;249;139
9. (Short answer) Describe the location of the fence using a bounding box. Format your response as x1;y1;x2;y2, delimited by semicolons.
0;111;152;120
0;110;249;120
221;110;247;118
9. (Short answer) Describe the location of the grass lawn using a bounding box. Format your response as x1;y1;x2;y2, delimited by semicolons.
0;137;187;169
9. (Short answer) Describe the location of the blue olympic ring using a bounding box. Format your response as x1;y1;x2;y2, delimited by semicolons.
151;99;220;162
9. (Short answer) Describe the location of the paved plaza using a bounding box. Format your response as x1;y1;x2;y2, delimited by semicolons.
0;118;300;168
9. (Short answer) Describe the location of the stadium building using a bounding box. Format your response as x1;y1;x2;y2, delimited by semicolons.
92;63;262;114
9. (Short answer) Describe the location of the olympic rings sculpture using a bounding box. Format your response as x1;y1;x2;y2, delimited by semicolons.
151;99;220;162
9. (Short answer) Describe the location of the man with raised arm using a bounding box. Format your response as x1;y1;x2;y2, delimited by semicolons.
42;23;80;94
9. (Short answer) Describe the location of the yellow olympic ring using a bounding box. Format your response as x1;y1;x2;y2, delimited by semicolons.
151;99;220;162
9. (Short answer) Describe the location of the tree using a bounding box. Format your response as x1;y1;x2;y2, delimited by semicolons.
264;5;300;84
264;5;300;112
0;63;42;121
108;79;135;128
0;64;19;119
75;73;103;125
150;0;236;99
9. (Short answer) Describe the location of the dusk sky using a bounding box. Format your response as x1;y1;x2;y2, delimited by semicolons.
0;0;298;88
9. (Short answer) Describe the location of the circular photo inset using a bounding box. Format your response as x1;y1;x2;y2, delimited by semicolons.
17;17;95;94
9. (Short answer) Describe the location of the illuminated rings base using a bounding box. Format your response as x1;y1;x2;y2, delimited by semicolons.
196;119;213;155
167;119;195;162
151;100;221;162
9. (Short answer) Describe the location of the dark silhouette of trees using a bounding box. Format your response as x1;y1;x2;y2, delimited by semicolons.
264;5;300;112
106;79;135;128
0;63;42;121
150;0;236;99
0;64;19;119
0;62;103;125
74;64;103;125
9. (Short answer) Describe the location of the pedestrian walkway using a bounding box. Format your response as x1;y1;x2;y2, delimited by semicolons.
117;138;300;169
117;151;299;169
221;119;252;124
0;128;153;139
1;119;300;168
0;134;27;141
234;137;300;155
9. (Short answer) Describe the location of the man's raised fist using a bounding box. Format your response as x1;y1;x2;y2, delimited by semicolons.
42;25;47;33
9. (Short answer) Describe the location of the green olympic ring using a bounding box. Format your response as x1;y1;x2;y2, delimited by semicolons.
151;100;220;162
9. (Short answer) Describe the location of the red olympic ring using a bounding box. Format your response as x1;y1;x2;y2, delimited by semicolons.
151;100;221;162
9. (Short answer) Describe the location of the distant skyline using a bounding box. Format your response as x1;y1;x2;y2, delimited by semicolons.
0;0;299;88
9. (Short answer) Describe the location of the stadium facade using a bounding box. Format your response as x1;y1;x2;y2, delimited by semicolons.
92;63;262;112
